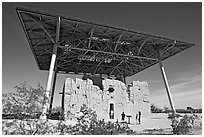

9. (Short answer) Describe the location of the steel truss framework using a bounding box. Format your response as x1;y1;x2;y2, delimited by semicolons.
16;8;194;77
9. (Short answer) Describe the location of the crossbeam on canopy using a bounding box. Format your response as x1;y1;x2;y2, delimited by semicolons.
16;7;194;77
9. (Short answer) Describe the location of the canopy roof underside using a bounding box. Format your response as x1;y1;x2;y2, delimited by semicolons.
16;8;194;77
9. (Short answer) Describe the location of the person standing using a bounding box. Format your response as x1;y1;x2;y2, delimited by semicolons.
109;110;114;119
135;113;138;125
138;111;141;124
121;112;125;121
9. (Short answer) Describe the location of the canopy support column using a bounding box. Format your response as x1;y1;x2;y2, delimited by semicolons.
156;49;176;115
49;69;58;112
41;47;57;119
40;17;61;119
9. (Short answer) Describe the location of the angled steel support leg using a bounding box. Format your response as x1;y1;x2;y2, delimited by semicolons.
40;17;61;119
156;49;176;114
49;69;58;112
41;46;57;119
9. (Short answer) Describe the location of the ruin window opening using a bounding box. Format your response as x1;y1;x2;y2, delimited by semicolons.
108;87;114;93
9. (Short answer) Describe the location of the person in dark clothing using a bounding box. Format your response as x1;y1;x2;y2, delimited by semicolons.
121;112;125;121
138;111;141;124
135;113;138;125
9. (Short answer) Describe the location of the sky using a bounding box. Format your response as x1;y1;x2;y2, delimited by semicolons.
2;2;202;109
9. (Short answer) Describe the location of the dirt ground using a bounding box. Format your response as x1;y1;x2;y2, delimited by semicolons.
128;113;171;131
128;113;202;135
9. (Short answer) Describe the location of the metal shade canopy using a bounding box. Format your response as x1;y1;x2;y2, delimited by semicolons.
16;7;194;77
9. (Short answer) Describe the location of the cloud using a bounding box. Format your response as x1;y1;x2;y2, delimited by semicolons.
151;89;202;108
151;74;201;95
150;73;201;83
150;74;202;108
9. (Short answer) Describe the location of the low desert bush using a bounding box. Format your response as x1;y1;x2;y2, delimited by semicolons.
169;114;199;135
59;104;130;135
3;103;130;135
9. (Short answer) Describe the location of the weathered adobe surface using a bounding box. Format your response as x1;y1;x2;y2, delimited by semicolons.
64;78;150;122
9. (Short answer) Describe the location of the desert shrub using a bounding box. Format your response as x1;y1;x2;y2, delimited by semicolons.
2;82;59;135
150;104;163;113
163;106;172;113
2;82;44;116
2;119;61;135
169;114;195;135
176;109;192;113
59;104;130;135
